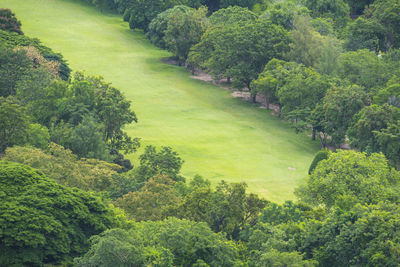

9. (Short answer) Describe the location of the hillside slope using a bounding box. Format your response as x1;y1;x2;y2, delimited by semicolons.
0;0;319;201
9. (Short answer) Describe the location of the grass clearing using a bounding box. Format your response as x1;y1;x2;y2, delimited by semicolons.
0;0;320;202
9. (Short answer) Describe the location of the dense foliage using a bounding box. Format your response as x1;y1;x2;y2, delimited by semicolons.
0;161;119;266
75;218;243;266
3;2;400;266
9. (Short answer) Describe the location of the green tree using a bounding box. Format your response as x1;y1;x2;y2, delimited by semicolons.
0;30;71;80
135;145;184;184
75;217;243;266
277;65;330;133
343;17;384;53
0;161;118;266
374;121;400;169
3;143;122;192
68;115;111;160
337;49;388;94
115;175;182;221
164;6;208;64
348;104;399;154
188;6;258;78
191;19;289;101
316;35;342;75
0;46;32;97
176;181;268;239
209;5;258;26
147;7;178;49
25;123;50;149
310;203;400;266
0;96;30;152
308;150;330;174
320;85;370;147
296;150;400;208
252;59;296;111
346;0;373;15
262;1;310;30
367;0;400;50
304;0;350;29
287;15;323;68
126;0;189;32
0;8;23;34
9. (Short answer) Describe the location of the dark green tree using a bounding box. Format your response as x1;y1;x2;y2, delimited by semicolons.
75;217;243;266
296;150;400;208
0;46;32;97
0;97;30;152
0;161;118;266
164;6;208;64
0;8;23;34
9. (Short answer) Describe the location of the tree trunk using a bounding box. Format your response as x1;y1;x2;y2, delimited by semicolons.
248;83;256;103
251;93;256;103
266;93;270;110
278;104;281;118
227;76;231;84
312;128;316;141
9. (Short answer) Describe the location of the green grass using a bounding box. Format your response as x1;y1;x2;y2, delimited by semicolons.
0;0;320;202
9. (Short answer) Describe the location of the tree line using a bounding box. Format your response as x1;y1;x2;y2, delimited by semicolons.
1;3;400;266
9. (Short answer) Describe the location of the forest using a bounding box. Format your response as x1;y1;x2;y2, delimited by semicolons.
0;0;400;266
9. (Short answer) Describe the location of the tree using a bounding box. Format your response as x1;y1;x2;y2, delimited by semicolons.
374;120;400;169
115;175;182;221
309;203;400;266
75;218;243;266
374;76;400;106
135;145;184;184
219;0;259;9
287;15;323;68
367;0;400;50
348;104;399;154
176;181;267;239
277;65;330;132
0;30;71;80
68;115;111;160
262;1;310;30
0;46;32;97
296;150;400;208
316;35;342;75
308;150;330;174
188;6;258;78
25;123;50;149
147;7;178;49
3;143;122;192
0;97;30;152
252;59;296;111
320;85;370;147
0;161;118;266
303;0;350;29
209;5;258;26
190;18;289;101
126;0;189;32
0;8;23;34
164;6;208;64
343;17;385;53
337;50;388;94
346;0;373;15
257;201;319;225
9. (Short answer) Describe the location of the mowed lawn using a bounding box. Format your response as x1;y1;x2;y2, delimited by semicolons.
0;0;320;202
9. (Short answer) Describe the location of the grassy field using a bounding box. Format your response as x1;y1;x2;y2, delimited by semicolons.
0;0;320;202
